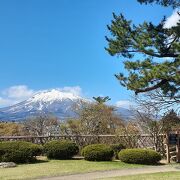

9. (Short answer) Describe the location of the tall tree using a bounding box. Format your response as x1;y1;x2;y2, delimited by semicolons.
79;103;123;135
105;1;180;103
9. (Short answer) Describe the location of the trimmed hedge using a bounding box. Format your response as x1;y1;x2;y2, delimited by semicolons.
118;148;161;164
82;144;114;161
110;144;126;159
0;141;42;163
44;140;79;159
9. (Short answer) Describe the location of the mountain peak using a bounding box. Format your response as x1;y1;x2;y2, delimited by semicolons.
0;88;134;121
28;89;81;103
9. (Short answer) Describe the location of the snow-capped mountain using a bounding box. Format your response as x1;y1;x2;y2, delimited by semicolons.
0;89;87;121
0;89;134;121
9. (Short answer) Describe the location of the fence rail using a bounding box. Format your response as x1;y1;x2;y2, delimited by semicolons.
0;134;165;153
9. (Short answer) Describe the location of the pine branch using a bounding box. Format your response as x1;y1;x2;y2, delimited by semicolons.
135;79;168;94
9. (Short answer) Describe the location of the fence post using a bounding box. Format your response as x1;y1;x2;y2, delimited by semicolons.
176;133;180;163
97;135;100;143
165;133;170;163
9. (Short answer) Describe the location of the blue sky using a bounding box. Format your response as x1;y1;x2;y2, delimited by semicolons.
0;0;176;107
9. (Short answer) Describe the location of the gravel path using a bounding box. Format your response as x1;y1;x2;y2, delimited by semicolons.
38;165;180;180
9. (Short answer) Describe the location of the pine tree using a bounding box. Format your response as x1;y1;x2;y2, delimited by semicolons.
105;0;180;101
93;96;111;104
138;0;180;8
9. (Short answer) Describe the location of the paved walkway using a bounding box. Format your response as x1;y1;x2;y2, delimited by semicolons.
39;165;180;180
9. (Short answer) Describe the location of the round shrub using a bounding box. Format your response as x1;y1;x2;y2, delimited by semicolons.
82;144;114;161
0;141;43;163
110;144;126;159
44;140;79;159
118;148;161;164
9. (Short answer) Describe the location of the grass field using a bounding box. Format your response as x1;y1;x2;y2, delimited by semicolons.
0;158;145;180
103;171;180;180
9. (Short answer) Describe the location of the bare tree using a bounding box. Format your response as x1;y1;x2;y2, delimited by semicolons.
115;121;140;148
132;93;179;152
134;89;180;115
134;109;164;151
23;115;60;136
60;119;82;135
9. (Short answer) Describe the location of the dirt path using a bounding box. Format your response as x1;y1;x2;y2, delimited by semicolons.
38;165;180;180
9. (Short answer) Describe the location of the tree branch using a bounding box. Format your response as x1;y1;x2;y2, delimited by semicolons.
135;79;168;94
119;50;179;58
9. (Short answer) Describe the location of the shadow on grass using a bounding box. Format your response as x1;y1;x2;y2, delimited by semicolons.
125;162;167;166
16;159;49;165
30;159;49;164
112;160;166;166
153;162;166;166
24;156;49;164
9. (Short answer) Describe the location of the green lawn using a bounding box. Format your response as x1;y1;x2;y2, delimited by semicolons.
0;158;145;180
103;171;180;180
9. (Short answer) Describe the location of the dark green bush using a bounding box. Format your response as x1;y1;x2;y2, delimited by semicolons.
118;148;161;164
110;144;126;159
44;140;79;159
0;141;43;163
82;144;114;161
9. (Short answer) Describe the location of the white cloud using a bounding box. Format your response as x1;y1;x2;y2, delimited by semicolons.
58;86;82;96
0;97;14;107
115;100;133;109
164;9;180;28
0;85;83;108
2;85;35;100
0;85;35;107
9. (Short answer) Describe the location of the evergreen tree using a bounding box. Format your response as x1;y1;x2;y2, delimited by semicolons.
161;109;180;132
93;96;111;104
105;0;180;101
138;0;180;8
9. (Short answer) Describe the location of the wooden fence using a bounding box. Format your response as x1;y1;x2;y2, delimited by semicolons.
0;134;165;153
